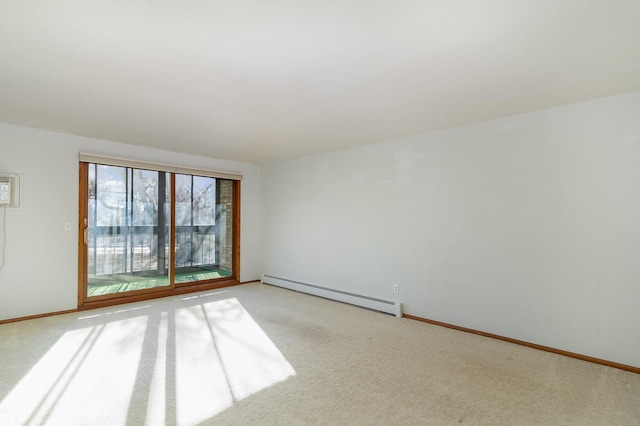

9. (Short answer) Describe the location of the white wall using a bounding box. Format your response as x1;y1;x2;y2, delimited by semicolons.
262;90;640;368
0;124;261;321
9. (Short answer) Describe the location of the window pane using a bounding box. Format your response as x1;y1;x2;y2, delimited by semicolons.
175;174;192;227
96;165;126;227
132;169;158;226
193;176;216;226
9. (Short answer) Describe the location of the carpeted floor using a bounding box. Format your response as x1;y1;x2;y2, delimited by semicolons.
1;282;639;425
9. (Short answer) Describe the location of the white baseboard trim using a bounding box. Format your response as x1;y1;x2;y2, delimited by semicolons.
262;274;403;318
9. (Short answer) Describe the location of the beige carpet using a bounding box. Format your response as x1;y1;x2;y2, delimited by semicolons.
1;282;639;425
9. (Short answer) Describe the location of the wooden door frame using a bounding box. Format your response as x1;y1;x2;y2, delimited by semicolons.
77;162;241;311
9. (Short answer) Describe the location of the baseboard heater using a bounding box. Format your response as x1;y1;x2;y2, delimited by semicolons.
262;274;403;318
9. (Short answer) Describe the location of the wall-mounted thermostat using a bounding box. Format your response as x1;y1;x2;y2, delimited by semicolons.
0;174;20;207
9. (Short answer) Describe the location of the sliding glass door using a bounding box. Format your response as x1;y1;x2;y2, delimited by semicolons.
79;160;240;306
174;174;233;284
86;164;171;296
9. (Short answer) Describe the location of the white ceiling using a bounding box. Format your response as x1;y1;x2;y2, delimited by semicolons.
1;1;640;164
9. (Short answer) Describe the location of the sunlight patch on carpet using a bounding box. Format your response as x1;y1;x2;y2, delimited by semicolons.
0;296;295;426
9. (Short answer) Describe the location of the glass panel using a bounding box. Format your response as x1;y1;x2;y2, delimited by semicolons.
95;165;126;227
174;175;233;284
193;176;216;226
87;164;171;297
132;169;158;226
175;174;192;227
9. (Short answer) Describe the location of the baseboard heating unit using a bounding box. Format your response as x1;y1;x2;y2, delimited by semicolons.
262;274;403;318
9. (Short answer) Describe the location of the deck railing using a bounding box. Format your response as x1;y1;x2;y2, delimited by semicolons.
88;225;217;276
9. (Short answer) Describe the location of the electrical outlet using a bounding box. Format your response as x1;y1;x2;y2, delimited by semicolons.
393;284;399;294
